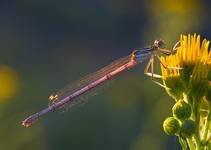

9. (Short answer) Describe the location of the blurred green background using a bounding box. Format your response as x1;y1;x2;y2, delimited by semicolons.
0;0;210;149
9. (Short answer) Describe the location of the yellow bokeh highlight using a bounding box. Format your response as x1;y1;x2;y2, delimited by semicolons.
151;0;198;14
144;0;203;46
0;65;18;102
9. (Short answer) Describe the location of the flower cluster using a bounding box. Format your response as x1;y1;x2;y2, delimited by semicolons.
160;34;211;150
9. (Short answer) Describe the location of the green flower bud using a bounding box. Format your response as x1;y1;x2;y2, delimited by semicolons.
180;119;196;138
163;117;180;135
172;100;192;120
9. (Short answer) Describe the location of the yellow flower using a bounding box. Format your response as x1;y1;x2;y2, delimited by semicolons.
160;55;185;100
160;34;211;101
177;34;209;66
159;34;211;150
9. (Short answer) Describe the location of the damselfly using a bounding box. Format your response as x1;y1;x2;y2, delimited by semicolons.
22;39;179;127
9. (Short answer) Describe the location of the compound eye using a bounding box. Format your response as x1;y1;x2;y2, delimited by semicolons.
154;39;165;48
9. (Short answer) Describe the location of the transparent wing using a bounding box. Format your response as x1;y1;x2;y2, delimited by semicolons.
48;54;133;108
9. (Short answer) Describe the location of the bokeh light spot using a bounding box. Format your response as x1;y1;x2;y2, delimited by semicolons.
0;65;18;102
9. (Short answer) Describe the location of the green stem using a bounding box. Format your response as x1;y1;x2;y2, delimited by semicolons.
208;143;211;150
192;97;203;150
187;138;195;150
194;135;203;150
179;137;188;150
203;105;211;143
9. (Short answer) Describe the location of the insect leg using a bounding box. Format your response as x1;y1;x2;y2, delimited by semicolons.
144;56;169;89
155;55;182;70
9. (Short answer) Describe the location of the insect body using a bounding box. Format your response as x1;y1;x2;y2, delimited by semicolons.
22;39;179;127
